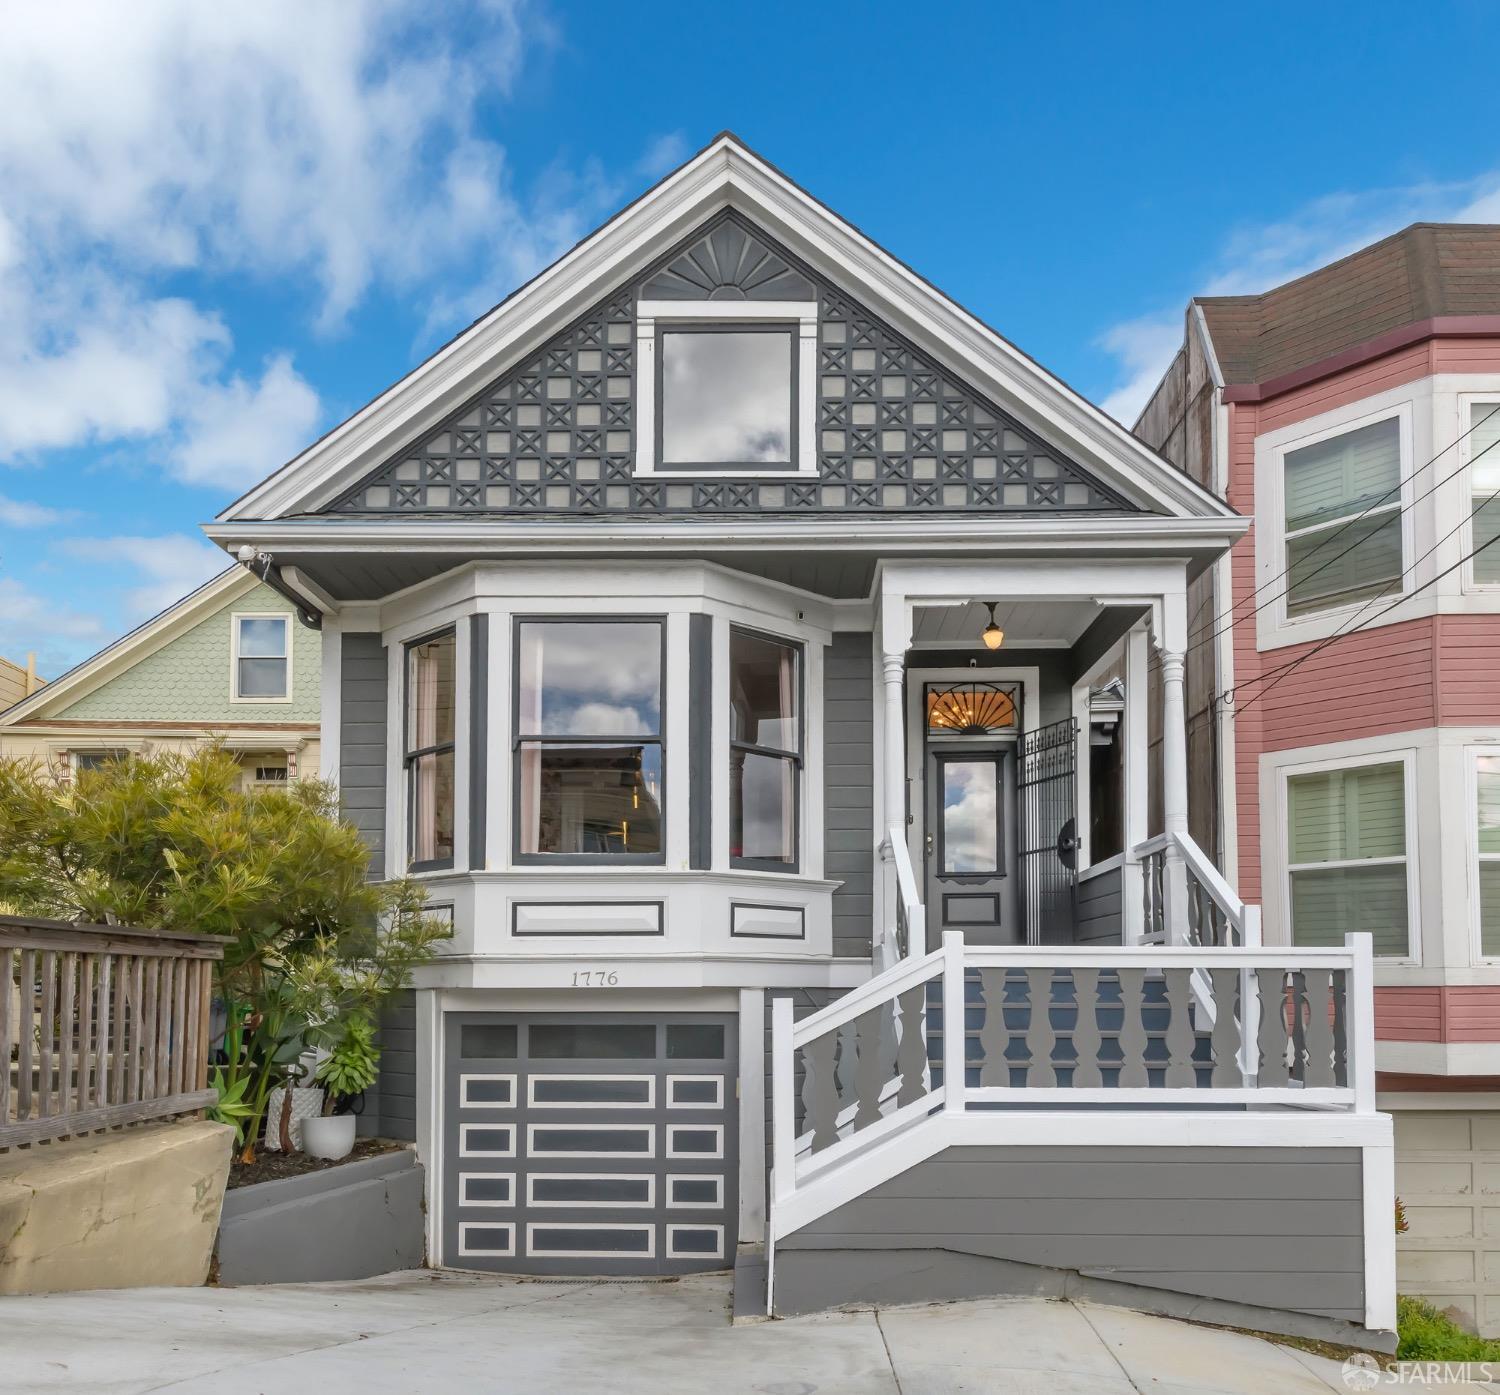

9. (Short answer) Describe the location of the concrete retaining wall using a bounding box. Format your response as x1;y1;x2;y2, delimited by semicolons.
0;1118;233;1294
216;1146;425;1285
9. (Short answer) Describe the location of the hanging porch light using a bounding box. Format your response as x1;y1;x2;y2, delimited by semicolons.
980;601;1004;651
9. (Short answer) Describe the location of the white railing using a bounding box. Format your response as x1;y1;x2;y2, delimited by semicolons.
1131;830;1261;947
770;931;1376;1220
886;823;926;966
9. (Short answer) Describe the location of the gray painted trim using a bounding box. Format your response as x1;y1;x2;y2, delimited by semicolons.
469;613;488;871
778;1145;1368;1330
339;633;388;876
689;613;712;870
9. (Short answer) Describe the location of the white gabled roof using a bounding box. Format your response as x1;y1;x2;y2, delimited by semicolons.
0;566;258;726
218;133;1235;525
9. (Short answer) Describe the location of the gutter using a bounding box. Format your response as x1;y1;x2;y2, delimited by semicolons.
234;548;324;630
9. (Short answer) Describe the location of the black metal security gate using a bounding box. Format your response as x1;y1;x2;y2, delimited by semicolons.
1019;718;1077;945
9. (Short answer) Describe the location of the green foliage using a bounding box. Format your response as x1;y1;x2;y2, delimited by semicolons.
0;747;450;1159
1397;1296;1500;1361
206;1065;256;1138
314;1014;380;1105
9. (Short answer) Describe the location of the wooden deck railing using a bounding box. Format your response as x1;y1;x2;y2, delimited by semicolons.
0;914;230;1150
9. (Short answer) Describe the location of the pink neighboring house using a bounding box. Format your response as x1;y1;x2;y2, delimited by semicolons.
1136;224;1500;1334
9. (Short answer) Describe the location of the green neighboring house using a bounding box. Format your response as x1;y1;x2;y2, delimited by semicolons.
0;567;321;784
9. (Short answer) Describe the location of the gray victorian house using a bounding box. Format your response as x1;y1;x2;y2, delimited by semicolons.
207;134;1396;1347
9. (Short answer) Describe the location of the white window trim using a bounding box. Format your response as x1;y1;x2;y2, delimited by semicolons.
634;300;818;478
1459;393;1500;593
1274;747;1420;964
1254;399;1416;651
230;611;292;704
1466;746;1500;964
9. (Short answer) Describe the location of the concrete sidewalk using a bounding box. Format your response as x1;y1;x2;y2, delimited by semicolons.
2;1268;1398;1394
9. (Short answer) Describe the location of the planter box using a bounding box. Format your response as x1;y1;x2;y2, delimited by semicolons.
216;1146;424;1286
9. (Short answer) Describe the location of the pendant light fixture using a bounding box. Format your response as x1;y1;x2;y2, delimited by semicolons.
981;601;1004;651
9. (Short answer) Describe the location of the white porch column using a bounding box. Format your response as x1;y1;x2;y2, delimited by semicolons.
1155;587;1190;943
881;650;906;845
876;588;913;967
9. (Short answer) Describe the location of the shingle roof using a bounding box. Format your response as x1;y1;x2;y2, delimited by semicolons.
1197;224;1500;386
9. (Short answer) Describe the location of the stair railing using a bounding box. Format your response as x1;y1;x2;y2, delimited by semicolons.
1129;830;1260;947
887;823;926;965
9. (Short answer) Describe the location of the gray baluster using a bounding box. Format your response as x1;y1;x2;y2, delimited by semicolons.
853;1004;886;1131
1117;968;1149;1087
802;1033;839;1152
1025;969;1057;1087
1163;968;1197;1087
1303;969;1336;1088
1256;969;1291;1087
896;985;928;1106
1071;969;1103;1088
978;968;1008;1088
1208;967;1242;1086
1288;972;1309;1084
1331;969;1349;1087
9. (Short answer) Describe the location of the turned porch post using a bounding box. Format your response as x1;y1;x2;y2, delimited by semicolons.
1157;624;1191;943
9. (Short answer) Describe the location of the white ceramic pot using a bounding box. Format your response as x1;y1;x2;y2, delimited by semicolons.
300;1113;357;1160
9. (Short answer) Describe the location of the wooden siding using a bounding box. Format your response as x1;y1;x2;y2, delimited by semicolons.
1075;866;1124;944
339;633;388;876
360;988;417;1141
1436;615;1500;724
1377;986;1500;1043
823;633;875;959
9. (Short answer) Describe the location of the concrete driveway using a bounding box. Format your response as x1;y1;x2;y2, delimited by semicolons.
4;1269;1374;1394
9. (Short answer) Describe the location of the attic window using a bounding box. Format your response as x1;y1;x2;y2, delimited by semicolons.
636;301;817;478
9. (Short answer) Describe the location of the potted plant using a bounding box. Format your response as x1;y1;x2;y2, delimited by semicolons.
300;1013;378;1160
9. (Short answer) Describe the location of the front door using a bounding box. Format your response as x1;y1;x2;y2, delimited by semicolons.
923;745;1021;944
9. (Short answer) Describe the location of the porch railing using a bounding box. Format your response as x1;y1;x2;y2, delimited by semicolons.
0;914;229;1150
886;823;926;965
1132;831;1262;947
772;931;1375;1208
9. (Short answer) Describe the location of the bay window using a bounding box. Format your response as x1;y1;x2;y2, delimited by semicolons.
1476;756;1500;956
405;629;456;869
1468;402;1500;585
729;629;801;870
1286;760;1410;956
515;619;664;861
1282;416;1403;616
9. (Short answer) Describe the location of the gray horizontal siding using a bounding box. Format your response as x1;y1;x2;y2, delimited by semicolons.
340;633;388;876
1075;866;1124;945
361;988;416;1142
778;1145;1365;1325
824;633;874;959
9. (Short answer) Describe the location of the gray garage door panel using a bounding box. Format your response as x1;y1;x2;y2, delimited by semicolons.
443;1012;738;1276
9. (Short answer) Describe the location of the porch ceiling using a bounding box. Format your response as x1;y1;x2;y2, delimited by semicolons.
911;599;1101;648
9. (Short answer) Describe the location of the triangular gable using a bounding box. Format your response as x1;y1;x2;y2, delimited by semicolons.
220;133;1235;523
325;212;1134;517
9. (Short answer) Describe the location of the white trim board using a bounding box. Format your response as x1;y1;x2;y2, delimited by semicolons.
218;135;1238;526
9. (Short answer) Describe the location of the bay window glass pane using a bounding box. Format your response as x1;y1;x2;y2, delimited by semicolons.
1290;864;1409;956
1470;403;1500;584
408;632;455;748
410;749;455;864
729;631;800;752
518;622;660;737
518;743;663;856
1288;764;1404;864
1284;418;1402;615
730;751;795;864
1285;511;1402;615
941;758;999;874
1476;756;1500;956
661;330;793;466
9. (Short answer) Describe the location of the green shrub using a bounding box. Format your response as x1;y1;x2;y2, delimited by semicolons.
1397;1296;1500;1361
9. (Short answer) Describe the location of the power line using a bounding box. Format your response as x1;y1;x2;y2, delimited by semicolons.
1184;404;1500;656
1229;506;1500;719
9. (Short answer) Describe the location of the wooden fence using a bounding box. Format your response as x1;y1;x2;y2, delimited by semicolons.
0;914;230;1150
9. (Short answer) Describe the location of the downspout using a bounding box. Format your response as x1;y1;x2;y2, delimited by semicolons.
233;546;324;631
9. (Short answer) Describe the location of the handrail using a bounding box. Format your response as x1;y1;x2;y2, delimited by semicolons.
887;823;926;962
1128;830;1260;947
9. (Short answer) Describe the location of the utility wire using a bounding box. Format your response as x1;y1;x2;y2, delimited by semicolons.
1184;404;1500;656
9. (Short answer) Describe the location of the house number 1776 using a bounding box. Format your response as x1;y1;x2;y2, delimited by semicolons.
572;970;619;987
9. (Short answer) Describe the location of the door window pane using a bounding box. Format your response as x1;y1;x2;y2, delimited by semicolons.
529;1023;657;1059
459;1023;518;1059
661;329;793;467
666;1024;725;1059
941;759;999;874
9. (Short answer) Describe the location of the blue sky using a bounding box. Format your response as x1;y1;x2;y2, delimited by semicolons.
5;0;1500;674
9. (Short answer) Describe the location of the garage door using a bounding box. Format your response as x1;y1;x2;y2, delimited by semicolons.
1394;1110;1500;1336
442;1012;738;1275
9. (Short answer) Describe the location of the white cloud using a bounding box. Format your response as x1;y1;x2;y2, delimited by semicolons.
55;533;228;622
0;578;107;678
0;1;661;495
0;494;71;528
1096;170;1500;424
